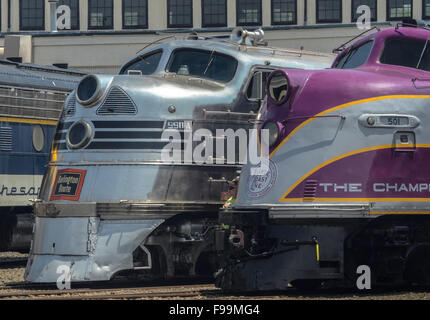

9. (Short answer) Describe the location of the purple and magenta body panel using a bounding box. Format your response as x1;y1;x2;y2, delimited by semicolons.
236;27;430;213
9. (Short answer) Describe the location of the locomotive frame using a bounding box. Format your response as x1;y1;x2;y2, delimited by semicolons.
24;30;334;283
216;22;430;291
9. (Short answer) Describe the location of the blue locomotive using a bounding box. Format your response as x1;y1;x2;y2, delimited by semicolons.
0;59;84;251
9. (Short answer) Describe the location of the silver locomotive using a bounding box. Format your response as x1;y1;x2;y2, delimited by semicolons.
25;29;334;283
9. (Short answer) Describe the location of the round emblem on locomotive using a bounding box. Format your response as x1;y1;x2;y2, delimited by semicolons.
247;160;278;198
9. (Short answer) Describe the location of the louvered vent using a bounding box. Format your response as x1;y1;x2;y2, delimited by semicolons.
97;87;137;115
0;85;65;121
64;94;76;117
0;127;12;151
303;180;318;201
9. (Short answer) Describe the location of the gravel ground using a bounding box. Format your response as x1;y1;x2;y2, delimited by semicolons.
1;252;430;299
0;252;27;287
0;267;25;287
0;251;27;259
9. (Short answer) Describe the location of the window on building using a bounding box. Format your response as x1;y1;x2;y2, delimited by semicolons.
88;0;113;29
202;0;227;27
237;0;262;26
352;0;377;22
20;0;45;31
123;0;148;29
387;0;412;20
272;0;297;25
316;0;342;23
58;0;79;30
423;0;430;19
168;0;193;28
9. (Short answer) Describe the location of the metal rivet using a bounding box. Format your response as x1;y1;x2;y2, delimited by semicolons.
168;105;176;113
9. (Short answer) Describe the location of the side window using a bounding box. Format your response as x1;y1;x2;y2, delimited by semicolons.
380;38;430;72
247;70;272;100
336;41;373;69
121;51;163;75
335;52;349;69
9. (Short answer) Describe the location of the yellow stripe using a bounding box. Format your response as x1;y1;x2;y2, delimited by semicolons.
371;211;430;215
0;116;57;126
279;144;430;202
282;198;430;202
315;243;320;262
50;142;59;163
49;166;58;196
270;95;430;158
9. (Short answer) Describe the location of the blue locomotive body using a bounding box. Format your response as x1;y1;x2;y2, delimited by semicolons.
0;60;84;251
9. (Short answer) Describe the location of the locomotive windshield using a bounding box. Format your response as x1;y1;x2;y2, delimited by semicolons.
167;48;238;83
120;50;163;75
380;38;430;71
336;41;373;69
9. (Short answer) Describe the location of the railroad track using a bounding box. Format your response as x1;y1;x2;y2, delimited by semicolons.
0;257;27;269
0;284;217;300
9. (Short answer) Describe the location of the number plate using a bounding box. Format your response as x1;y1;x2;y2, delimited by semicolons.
359;114;420;128
164;120;192;131
380;116;409;126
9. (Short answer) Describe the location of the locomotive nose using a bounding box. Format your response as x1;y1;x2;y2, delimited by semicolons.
25;213;165;283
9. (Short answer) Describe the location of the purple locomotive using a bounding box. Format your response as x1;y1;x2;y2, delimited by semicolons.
216;22;430;291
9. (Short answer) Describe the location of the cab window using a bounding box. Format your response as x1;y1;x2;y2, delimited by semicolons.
246;70;273;100
380;38;430;72
336;41;373;69
167;49;238;83
120;50;163;75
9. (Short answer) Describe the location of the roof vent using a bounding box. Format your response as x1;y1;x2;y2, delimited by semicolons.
399;18;428;28
186;32;199;40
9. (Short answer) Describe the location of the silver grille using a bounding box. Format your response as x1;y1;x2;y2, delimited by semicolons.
0;127;12;151
97;87;137;115
64;93;76;117
0;85;67;121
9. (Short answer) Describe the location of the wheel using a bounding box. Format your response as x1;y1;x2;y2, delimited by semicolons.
404;245;430;286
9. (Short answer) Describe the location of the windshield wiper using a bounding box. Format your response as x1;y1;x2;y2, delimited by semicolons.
417;38;429;69
203;49;215;76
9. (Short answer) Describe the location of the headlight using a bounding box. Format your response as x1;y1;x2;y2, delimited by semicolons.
268;71;289;104
66;121;92;150
262;121;280;147
76;75;101;106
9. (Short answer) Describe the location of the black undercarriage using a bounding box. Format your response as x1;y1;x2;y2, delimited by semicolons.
0;206;33;252
214;209;430;291
127;210;221;280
